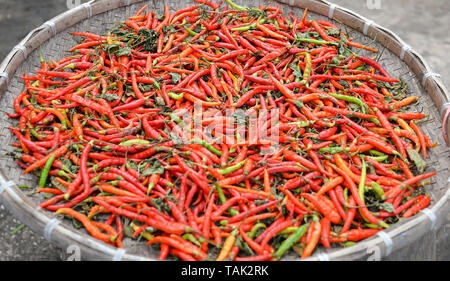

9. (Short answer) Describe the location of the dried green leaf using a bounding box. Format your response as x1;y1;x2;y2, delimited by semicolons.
379;202;395;214
407;148;427;174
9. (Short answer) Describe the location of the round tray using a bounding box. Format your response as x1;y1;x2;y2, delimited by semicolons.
0;0;449;261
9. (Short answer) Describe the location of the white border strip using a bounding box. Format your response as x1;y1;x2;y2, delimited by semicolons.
43;20;57;36
420;208;437;230
81;2;93;18
0;72;9;83
13;45;28;60
112;248;126;261
440;102;450;115
400;44;412;61
0;180;15;195
376;231;393;256
316;252;330;261
44;218;61;242
422;72;441;86
363;19;374;36
328;3;337;19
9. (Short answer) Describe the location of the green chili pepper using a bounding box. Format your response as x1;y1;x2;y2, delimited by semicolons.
192;138;222;156
361;154;388;162
328;92;368;114
225;0;249;11
185;159;208;169
371;182;386;200
368;149;386;157
168;91;184;100
247;223;266;239
39;46;45;65
56;170;72;180
358;158;367;204
234;19;261;35
364;223;381;229
182;233;202;247
318;146;346;154
27;124;44;139
217;160;246;175
215;182;227;203
231;23;256;32
183;25;198;36
39;154;55;188
367;118;382;126
153;80;161;91
295;38;339;46
273;19;280;29
215;182;239;216
298;52;312;85
286;120;315;128
165;112;185;126
272;222;310;260
276;226;299;236
10;224;25;235
120;139;151;146
357;162;389;229
74;144;85;150
343;187;349;212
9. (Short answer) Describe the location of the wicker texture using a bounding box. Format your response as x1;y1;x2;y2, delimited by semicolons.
0;0;448;261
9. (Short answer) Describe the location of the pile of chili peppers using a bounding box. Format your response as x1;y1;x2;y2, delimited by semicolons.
7;0;438;261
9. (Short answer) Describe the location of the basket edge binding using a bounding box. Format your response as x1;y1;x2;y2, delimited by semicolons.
0;0;448;261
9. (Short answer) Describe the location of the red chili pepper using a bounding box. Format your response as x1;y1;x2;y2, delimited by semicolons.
357;56;392;79
301;216;321;258
300;193;341;224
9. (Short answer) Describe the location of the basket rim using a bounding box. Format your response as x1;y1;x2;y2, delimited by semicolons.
0;0;449;261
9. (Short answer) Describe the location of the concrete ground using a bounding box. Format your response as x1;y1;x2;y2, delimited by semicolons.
0;0;448;261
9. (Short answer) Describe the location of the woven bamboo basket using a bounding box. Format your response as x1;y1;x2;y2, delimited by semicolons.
0;0;449;261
